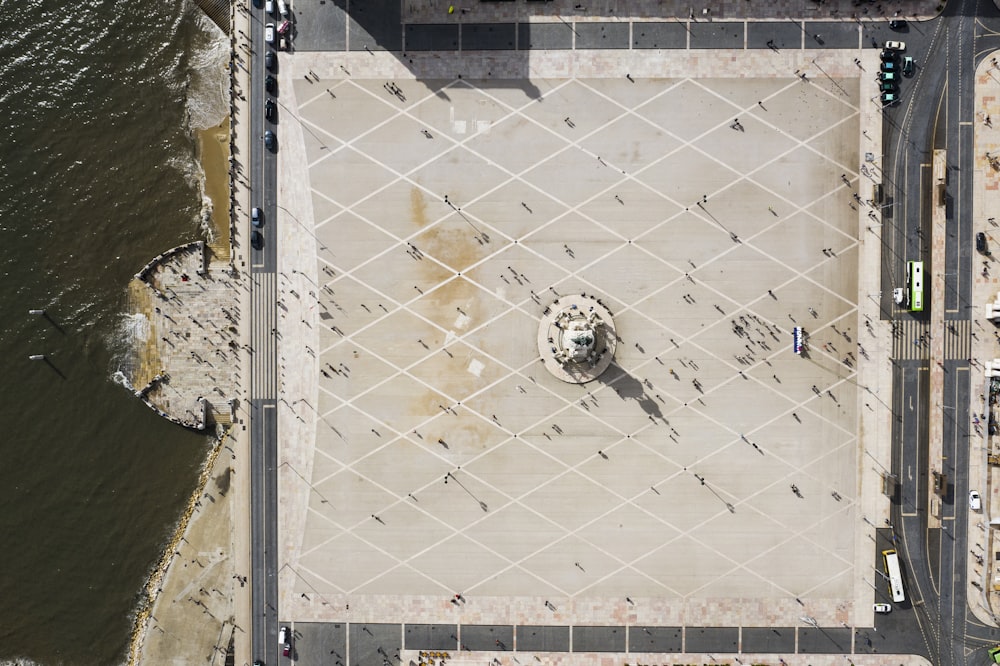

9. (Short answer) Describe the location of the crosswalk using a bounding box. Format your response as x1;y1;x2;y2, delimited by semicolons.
890;318;971;362
942;319;972;360
891;318;929;361
251;271;278;400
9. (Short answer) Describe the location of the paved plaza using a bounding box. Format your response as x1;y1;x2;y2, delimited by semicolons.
272;50;877;631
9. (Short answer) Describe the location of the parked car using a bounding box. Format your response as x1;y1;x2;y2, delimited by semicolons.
880;49;897;62
278;626;288;644
873;603;892;613
880;82;897;93
265;0;274;14
252;207;263;227
264;130;276;151
978;232;990;255
250;230;264;249
265;75;276;94
971;490;982;511
889;19;906;30
885;40;906;51
265;23;275;44
880;71;897;82
265;99;276;122
882;92;898;105
265;51;276;71
902;56;914;76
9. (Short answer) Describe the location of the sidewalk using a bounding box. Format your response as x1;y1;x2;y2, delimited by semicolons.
401;0;943;23
968;52;1000;627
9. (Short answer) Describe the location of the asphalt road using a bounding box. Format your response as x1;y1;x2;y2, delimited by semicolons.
248;0;281;665
882;1;1000;664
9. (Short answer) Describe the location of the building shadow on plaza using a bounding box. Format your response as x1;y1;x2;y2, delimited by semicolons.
595;362;665;421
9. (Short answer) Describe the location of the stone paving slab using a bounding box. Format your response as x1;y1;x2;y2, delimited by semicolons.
462;23;518;50
405;23;461;50
573;625;627;652
741;627;795;654
627;626;683;653
631;22;687;50
575;22;630;49
684;627;739;653
517;625;571;651
519;22;574;49
461;624;515;650
404;623;460;650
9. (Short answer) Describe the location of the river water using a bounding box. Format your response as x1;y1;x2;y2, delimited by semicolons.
0;2;227;663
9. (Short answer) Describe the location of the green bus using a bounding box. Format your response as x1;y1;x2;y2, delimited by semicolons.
893;261;924;312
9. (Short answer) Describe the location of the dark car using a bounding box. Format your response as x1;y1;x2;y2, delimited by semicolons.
264;130;276;151
265;74;276;94
880;60;895;72
250;230;264;249
889;19;906;30
978;232;990;255
879;81;897;93
880;49;897;62
265;99;276;122
265;51;276;71
902;56;914;76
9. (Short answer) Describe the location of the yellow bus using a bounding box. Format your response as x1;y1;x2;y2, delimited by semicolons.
882;549;905;603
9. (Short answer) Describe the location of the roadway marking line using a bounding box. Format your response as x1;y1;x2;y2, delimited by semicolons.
901;512;919;517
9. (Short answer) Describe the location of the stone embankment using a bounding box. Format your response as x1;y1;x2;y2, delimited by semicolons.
127;242;241;431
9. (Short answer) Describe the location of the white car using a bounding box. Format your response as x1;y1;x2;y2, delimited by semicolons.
970;490;982;511
265;23;275;44
278;626;288;644
873;603;892;614
884;40;906;51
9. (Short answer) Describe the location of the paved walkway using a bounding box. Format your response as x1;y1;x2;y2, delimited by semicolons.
968;51;1000;627
270;43;899;645
400;0;941;23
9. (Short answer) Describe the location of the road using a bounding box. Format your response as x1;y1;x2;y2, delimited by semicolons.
248;1;280;665
882;0;1000;664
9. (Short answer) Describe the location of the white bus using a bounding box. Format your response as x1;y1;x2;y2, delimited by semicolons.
882;549;905;603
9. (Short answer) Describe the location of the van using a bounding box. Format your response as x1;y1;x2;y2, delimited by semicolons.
265;0;274;14
264;23;275;44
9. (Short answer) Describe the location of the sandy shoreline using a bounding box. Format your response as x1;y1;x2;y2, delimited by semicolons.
127;116;236;664
196;118;232;262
